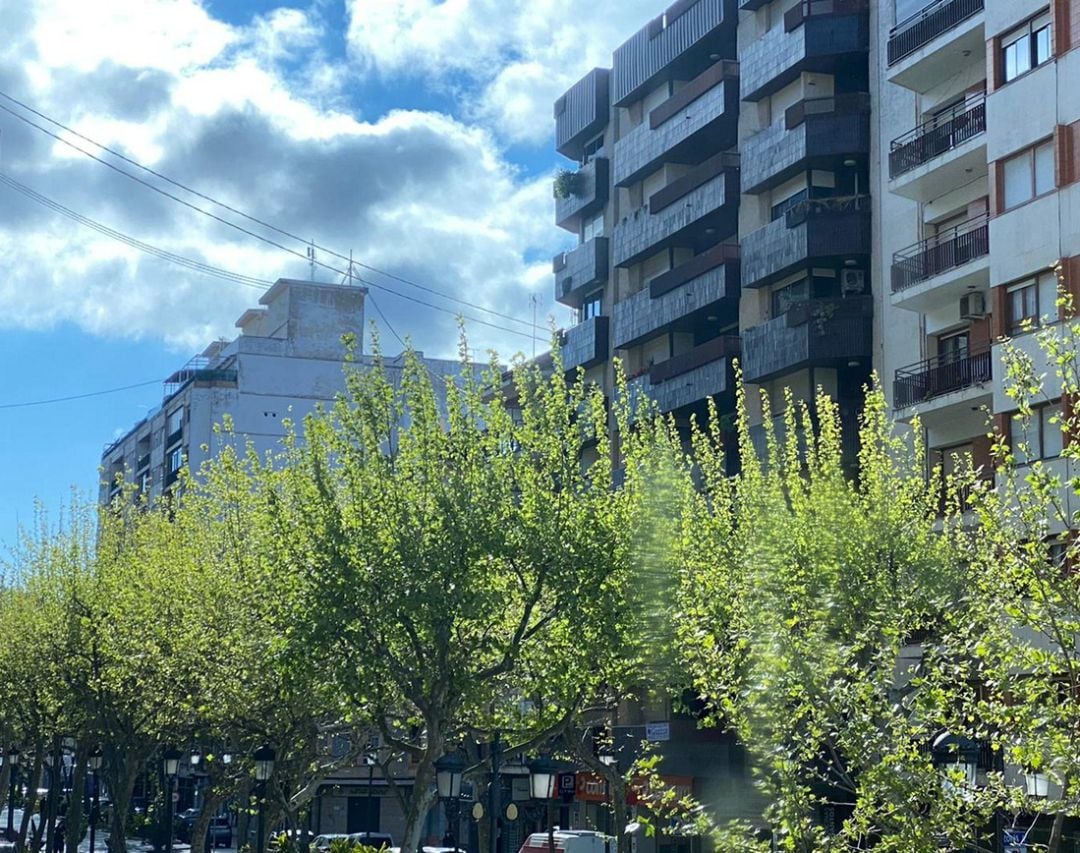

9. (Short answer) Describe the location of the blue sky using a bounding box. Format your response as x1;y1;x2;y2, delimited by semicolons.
0;0;664;552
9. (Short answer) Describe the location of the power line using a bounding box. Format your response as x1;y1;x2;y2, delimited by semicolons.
366;292;407;349
0;173;273;290
0;102;538;342
0;379;161;411
0;89;539;330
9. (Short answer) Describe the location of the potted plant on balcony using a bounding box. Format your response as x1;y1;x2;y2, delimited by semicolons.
553;168;583;200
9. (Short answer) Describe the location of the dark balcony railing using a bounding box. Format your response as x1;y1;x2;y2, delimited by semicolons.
887;0;984;65
784;92;870;129
891;215;989;293
137;453;151;472
651;335;740;384
889;95;985;178
785;193;871;227
893;345;992;409
166;428;183;448
784;0;868;32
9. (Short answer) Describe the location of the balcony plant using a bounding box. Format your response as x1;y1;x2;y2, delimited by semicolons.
553;168;583;200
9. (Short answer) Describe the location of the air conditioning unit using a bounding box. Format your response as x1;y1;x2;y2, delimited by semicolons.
959;291;986;320
840;269;865;293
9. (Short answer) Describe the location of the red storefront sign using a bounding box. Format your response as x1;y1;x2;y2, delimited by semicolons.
573;773;693;805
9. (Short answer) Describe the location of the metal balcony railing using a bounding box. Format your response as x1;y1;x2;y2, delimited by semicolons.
887;0;984;65
893;345;992;409
889;95;985;178
891;215;989;293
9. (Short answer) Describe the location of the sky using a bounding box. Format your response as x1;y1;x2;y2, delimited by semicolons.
0;0;667;552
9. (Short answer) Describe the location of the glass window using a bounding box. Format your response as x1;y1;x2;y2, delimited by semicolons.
1003;140;1055;210
1009;281;1038;334
166;408;183;435
580;290;602;321
1043;403;1064;459
1010;403;1063;463
771;278;809;316
168;446;184;474
938;331;969;363
1002;11;1053;83
582;211;604;242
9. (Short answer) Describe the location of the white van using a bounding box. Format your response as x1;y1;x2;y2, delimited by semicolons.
517;830;614;853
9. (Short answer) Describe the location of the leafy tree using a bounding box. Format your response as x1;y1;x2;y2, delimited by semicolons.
673;381;988;851
238;342;648;853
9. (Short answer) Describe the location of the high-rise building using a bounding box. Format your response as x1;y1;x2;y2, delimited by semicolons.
99;278;467;503
877;0;1080;512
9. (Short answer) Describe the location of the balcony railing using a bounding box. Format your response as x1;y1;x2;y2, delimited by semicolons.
887;0;984;65
889;94;985;178
891;215;989;293
893;345;992;409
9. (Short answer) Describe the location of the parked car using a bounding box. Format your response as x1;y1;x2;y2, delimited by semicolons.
208;816;232;848
518;830;613;853
310;833;352;853
348;833;393;850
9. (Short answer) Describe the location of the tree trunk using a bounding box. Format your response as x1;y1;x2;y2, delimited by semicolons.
106;752;144;853
66;747;87;853
400;753;438;853
1047;810;1066;853
20;743;44;853
612;781;628;853
235;778;251;853
191;789;226;853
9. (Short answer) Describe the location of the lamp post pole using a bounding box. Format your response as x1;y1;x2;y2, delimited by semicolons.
162;747;181;853
527;758;559;853
599;756;617;853
435;754;465;852
252;745;276;853
88;748;103;853
488;736;501;853
6;747;18;840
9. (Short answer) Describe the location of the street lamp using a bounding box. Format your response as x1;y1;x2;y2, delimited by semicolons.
4;746;17;840
598;755;617;850
88;747;103;853
252;745;276;853
1024;768;1050;798
435;754;465;849
931;732;980;787
528;758;560;853
163;746;182;853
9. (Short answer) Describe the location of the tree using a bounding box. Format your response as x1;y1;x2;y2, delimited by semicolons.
673;381;990;851
238;342;648;853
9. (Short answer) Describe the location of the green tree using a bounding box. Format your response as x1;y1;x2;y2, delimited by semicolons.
674;382;989;851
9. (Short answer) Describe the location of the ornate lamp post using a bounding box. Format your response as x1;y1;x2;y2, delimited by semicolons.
4;746;17;840
162;747;182;853
88;747;103;853
252;745;276;853
435;754;465;850
931;732;980;788
527;758;560;853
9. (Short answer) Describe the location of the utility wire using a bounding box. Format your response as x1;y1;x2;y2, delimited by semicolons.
0;173;273;290
0;89;538;330
366;292;407;349
0;103;538;341
0;379;161;410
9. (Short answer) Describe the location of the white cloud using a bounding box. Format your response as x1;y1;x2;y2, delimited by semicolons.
345;0;663;145
0;0;579;360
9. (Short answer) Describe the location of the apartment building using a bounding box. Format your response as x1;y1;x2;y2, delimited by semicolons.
100;278;466;502
876;0;1080;526
554;0;874;474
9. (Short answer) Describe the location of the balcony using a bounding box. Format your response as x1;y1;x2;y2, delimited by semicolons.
740;0;869;103
742;94;870;194
742;296;873;383
886;0;984;94
613;61;738;187
555;157;610;233
612;245;740;349
560;315;609;374
893;345;992;411
555;68;611;161
741;195;871;290
640;336;740;414
613;153;739;268
612;0;734;107
890;216;989;312
888;95;987;201
553;237;609;306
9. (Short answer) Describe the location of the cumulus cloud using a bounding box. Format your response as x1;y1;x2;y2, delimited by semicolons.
0;0;579;360
345;0;663;145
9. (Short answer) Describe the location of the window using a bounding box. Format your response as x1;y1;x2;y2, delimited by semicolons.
581;135;604;165
1007;270;1057;334
771;278;809;316
1002;12;1052;83
168;446;184;474
582;211;604;242
580;290;602;322
1010;403;1063;463
1002;139;1054;210
937;330;969;363
166;408;183;435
